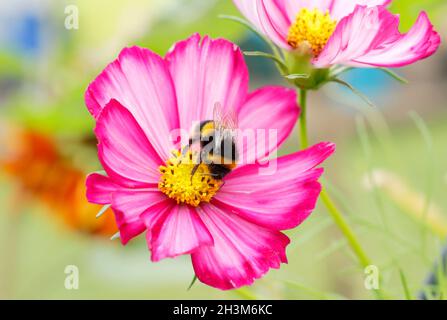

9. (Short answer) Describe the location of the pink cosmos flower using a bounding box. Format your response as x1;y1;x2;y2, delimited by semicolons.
233;0;440;68
85;34;334;290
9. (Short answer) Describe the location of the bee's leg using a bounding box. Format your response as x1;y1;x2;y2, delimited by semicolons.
181;145;188;156
201;172;225;184
190;163;200;182
200;173;218;179
204;173;226;189
190;148;208;182
181;138;193;157
220;182;226;190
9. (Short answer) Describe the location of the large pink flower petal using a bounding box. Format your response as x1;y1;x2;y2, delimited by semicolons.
274;0;392;24
85;46;179;160
85;173;164;244
231;1;403;55
112;189;167;245
237;86;298;164
165;34;249;131
95;99;163;188
214;142;334;230
192;204;289;290
113;209;146;245
314;6;440;68
86;173;118;205
150;206;214;262
232;0;292;49
232;0;389;50
282;0;332;21
138;199;176;249
85;172;160;245
329;0;391;20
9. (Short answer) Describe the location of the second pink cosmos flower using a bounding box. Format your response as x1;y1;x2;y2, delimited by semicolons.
85;34;334;290
233;0;440;68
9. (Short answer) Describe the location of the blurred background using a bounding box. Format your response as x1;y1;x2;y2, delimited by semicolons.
0;0;446;299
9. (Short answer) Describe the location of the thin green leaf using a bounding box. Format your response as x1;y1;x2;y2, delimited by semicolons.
330;78;375;107
421;286;436;300
324;179;427;266
329;66;353;78
289;217;333;248
243;51;287;71
399;269;413;300
356;116;389;231
218;14;282;58
96;204;111;219
329;67;408;84
436;259;447;300
233;288;257;300
218;15;267;44
284;280;346;300
350;216;429;262
284;281;328;300
409;111;435;254
187;275;198;291
317;237;349;262
379;68;409;84
409;111;433;152
285;73;310;80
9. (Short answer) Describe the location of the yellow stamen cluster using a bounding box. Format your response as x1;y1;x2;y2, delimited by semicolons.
158;150;221;207
287;8;337;57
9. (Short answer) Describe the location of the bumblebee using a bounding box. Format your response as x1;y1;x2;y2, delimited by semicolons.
186;103;239;180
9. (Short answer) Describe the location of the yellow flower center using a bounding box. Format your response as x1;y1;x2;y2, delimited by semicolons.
158;150;222;207
287;8;337;57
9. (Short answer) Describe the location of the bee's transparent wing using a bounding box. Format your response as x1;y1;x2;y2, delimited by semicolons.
213;102;238;133
213;102;239;164
213;102;224;131
223;107;239;133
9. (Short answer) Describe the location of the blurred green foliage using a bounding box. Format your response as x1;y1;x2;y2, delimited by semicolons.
391;0;446;30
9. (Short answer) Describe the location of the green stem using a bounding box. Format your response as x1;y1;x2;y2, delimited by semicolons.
298;89;386;300
299;89;308;150
319;189;371;269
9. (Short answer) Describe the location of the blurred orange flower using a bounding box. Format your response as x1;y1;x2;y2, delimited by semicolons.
1;126;116;236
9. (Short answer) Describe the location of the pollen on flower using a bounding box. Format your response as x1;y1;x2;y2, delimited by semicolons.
287;8;337;57
158;150;221;207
